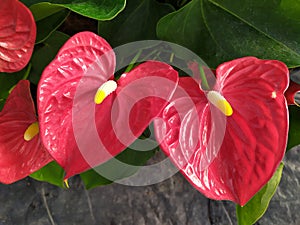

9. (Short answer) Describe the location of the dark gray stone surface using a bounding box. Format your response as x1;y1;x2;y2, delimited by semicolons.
0;149;299;225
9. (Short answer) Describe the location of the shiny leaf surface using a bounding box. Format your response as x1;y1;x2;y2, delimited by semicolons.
157;0;300;68
30;161;65;187
21;0;125;20
30;2;64;21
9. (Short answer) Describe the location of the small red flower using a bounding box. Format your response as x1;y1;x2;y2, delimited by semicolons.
38;32;178;179
0;80;52;184
285;81;300;105
154;57;289;206
0;0;36;72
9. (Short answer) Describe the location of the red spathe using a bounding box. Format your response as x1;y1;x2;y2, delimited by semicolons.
0;80;52;184
38;32;179;178
0;0;36;72
155;57;289;206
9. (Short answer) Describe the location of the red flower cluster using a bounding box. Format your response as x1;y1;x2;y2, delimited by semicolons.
0;29;290;206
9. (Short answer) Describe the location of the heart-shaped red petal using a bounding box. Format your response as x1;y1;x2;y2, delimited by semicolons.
155;57;289;205
38;32;115;178
0;0;36;72
38;32;178;178
72;61;178;178
0;80;52;184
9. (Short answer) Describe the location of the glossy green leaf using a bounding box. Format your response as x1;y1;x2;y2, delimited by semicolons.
29;31;70;84
34;8;69;44
21;0;126;20
0;66;31;111
30;2;64;21
80;169;112;189
236;163;284;225
30;161;65;188
98;0;174;47
80;140;157;189
287;105;300;151
157;0;300;68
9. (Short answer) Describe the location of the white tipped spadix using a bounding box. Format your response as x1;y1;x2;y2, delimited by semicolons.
94;80;117;104
207;91;233;116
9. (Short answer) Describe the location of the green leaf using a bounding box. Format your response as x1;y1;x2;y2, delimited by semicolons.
30;2;64;21
0;66;31;111
80;169;113;189
30;161;65;188
287;105;300;151
29;31;70;84
22;0;126;20
80;140;157;189
33;8;69;44
157;0;300;68
98;0;174;47
236;163;284;225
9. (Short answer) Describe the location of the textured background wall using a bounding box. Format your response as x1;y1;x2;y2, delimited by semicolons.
0;149;299;225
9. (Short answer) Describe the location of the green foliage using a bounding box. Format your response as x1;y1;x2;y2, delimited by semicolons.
29;31;70;84
157;0;300;68
81;140;157;189
30;2;64;21
287;105;300;151
236;163;284;225
0;66;31;110
98;0;174;47
30;4;69;43
21;0;126;20
2;1;300;223
30;161;65;188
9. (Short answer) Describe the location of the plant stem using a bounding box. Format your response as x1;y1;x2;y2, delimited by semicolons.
124;50;142;73
199;65;210;90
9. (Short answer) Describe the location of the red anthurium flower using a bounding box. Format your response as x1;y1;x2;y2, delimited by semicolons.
0;80;52;184
38;32;178;179
0;0;36;72
154;57;289;206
